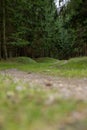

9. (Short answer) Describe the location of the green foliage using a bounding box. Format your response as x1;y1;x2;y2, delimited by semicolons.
0;0;87;59
54;17;75;59
53;0;87;59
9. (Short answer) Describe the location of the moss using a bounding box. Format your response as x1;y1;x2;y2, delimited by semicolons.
10;57;37;64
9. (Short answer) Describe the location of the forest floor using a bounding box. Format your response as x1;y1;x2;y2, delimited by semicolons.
0;57;87;130
0;68;87;130
1;68;87;101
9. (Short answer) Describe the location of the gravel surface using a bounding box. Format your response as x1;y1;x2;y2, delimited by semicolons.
0;68;87;101
0;69;87;129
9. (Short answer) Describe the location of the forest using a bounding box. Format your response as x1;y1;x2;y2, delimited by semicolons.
0;0;87;60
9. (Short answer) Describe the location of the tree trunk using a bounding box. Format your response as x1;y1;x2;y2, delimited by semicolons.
0;41;1;60
2;0;7;59
0;31;1;60
0;1;2;60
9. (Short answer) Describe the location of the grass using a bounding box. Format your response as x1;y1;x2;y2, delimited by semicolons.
0;56;87;77
0;75;87;130
36;57;59;63
0;57;87;130
6;56;37;64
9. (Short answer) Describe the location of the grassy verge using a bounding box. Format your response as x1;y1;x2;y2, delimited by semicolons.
0;56;87;77
0;75;87;130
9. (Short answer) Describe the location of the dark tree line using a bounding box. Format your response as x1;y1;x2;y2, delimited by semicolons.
0;0;87;60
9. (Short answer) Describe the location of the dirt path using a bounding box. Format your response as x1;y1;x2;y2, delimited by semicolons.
0;69;87;129
0;68;87;100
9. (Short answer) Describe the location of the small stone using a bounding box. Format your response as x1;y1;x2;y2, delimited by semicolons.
16;86;25;91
